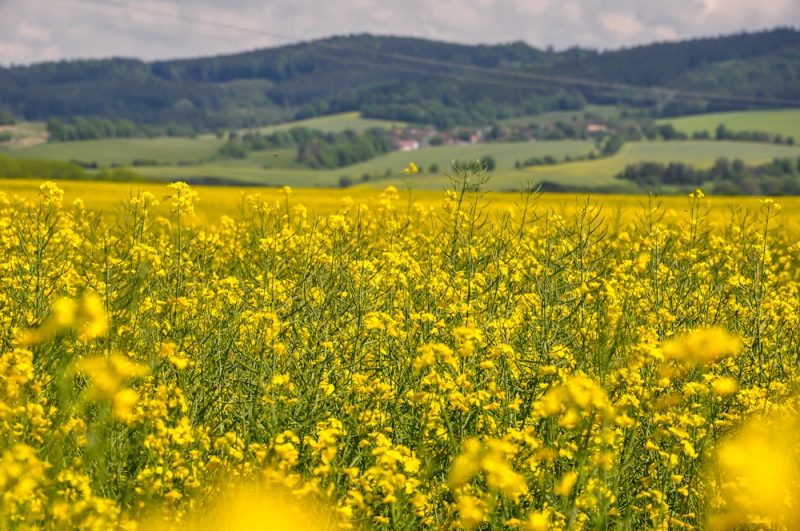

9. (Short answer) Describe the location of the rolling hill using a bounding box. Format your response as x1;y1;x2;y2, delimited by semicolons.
1;29;799;130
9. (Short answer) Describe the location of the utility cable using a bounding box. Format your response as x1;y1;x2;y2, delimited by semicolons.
26;0;800;108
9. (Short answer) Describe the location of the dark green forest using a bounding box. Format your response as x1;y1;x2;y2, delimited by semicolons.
1;29;799;130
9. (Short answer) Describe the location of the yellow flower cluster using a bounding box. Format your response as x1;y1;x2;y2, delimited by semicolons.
0;176;799;530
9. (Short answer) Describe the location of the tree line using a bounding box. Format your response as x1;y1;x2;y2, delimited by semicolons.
217;127;393;169
46;118;197;142
655;123;795;145
616;157;800;195
0;154;141;182
2;30;798;129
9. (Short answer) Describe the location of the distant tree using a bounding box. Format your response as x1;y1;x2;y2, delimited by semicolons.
0;153;87;180
658;124;678;140
429;163;440;174
115;120;139;138
625;128;643;142
0;111;16;126
91;117;117;138
480;155;496;171
716;124;732;140
218;141;249;159
457;131;473;142
289;127;313;145
712;157;731;180
642;124;658;141
46;119;67;142
339;175;353;188
603;135;624;155
164;124;181;137
73;117;99;140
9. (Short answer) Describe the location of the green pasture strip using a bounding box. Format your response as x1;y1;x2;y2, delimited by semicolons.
521;141;800;188
344;140;595;173
658;109;800;142
378;140;800;191
9;137;226;167
253;112;408;135
131;140;594;189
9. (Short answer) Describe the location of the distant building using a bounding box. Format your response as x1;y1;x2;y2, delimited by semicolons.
587;124;608;133
397;140;419;152
453;134;480;146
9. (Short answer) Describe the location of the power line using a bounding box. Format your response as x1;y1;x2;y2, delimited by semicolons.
28;0;800;108
365;52;800;107
25;0;604;96
26;0;576;95
30;0;253;45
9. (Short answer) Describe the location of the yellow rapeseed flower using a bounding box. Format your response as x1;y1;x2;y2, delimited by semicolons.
663;327;741;366
554;471;578;496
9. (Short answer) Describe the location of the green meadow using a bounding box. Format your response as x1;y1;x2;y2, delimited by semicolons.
255;112;408;134
11;137;226;167
379;140;800;191
658;109;800;141
131;140;597;188
1;110;798;192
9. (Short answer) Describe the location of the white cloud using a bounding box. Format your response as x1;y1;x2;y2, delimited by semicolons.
599;12;646;40
18;22;51;43
0;0;798;65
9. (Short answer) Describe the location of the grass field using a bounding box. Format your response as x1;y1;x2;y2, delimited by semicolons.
345;140;595;174
0;121;48;149
126;140;598;188
9;137;227;167
381;140;800;191
254;111;407;134
522;139;800;187
658;108;800;141
4;120;799;193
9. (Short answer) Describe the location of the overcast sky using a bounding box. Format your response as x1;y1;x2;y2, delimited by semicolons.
1;0;799;66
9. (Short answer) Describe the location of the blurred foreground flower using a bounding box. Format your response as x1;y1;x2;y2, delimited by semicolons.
75;354;149;420
147;486;336;531
663;327;741;366
710;415;800;530
449;438;527;530
21;293;108;345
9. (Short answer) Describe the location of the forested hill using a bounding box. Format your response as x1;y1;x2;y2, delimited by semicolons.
2;28;799;130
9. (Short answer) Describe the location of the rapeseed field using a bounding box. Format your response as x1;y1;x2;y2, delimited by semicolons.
2;163;800;530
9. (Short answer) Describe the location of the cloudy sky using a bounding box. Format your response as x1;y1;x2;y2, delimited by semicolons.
1;0;799;65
